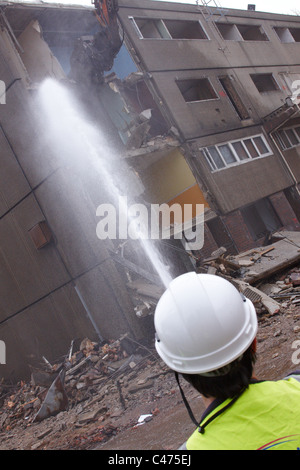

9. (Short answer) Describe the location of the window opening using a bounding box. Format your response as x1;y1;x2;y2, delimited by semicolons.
273;27;295;43
133;18;170;39
132;18;208;40
251;73;280;93
275;125;300;150
176;78;218;102
289;28;300;42
164;20;208;39
215;23;242;40
241;199;281;240
236;24;269;41
203;134;272;171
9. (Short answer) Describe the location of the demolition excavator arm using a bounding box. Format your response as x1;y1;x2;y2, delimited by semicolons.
92;0;119;29
70;0;122;84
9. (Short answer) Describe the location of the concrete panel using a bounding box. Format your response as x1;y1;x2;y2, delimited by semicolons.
118;4;300;72
34;168;112;278
18;20;66;84
0;83;63;191
150;71;245;139
283;147;300;181
197;154;293;213
0;193;70;321
74;267;130;343
0;127;31;217
0;283;97;381
74;258;146;343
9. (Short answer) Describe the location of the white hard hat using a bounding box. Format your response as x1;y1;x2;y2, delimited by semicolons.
154;272;258;375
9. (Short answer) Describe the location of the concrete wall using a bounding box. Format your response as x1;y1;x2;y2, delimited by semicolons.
186;126;294;214
118;1;300;139
118;1;299;217
18;20;66;84
0;22;145;380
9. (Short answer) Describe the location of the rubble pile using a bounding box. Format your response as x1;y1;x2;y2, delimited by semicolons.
0;334;157;437
1;231;299;449
198;235;300;316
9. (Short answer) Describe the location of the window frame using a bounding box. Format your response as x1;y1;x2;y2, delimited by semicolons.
176;77;220;103
129;16;209;41
202;134;273;172
250;73;281;93
235;23;270;42
275;124;300;150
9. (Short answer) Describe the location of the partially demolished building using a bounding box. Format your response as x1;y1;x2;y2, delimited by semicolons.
0;0;300;379
116;0;300;254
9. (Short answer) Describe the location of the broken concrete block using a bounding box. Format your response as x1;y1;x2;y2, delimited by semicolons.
33;370;68;423
127;379;154;394
234;279;281;316
291;273;300;287
77;406;107;424
238;259;254;267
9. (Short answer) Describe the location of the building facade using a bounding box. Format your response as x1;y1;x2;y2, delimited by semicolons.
1;0;300;379
117;0;300;256
0;2;193;380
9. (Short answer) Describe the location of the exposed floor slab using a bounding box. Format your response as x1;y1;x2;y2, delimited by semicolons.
231;231;300;284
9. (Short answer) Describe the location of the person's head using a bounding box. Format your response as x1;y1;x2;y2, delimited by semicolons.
181;339;257;400
154;273;258;400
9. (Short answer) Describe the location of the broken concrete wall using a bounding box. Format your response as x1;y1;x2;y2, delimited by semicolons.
0;11;148;381
98;72;171;147
117;1;300;139
117;0;300;229
17;20;66;84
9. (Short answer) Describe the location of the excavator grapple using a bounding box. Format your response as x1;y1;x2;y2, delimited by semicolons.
70;0;122;84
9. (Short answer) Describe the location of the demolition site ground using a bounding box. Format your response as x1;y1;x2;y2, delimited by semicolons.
0;262;300;451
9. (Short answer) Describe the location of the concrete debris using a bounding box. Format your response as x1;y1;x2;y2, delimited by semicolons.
0;333;153;432
33;370;68;423
198;231;300;316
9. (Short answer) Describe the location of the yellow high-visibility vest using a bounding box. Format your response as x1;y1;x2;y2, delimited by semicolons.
186;378;300;450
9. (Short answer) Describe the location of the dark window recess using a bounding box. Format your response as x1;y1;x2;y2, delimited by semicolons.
219;76;250;120
163;20;208;39
251;73;280;93
122;79;169;137
236;24;268;41
134;18;208;40
277;130;293;149
274;27;295;43
289;28;300;42
176;78;218;102
285;129;299;146
284;187;300;221
241;199;282;241
206;217;237;254
244;138;259;158
216;23;241;40
135;19;170;39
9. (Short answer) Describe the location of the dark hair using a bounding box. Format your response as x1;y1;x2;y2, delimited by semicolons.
181;345;257;401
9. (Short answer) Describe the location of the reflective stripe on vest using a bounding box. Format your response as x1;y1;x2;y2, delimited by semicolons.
186;378;300;450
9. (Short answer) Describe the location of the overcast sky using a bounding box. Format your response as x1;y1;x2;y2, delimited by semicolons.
25;0;299;16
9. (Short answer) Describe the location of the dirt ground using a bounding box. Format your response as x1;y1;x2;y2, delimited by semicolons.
0;295;299;451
